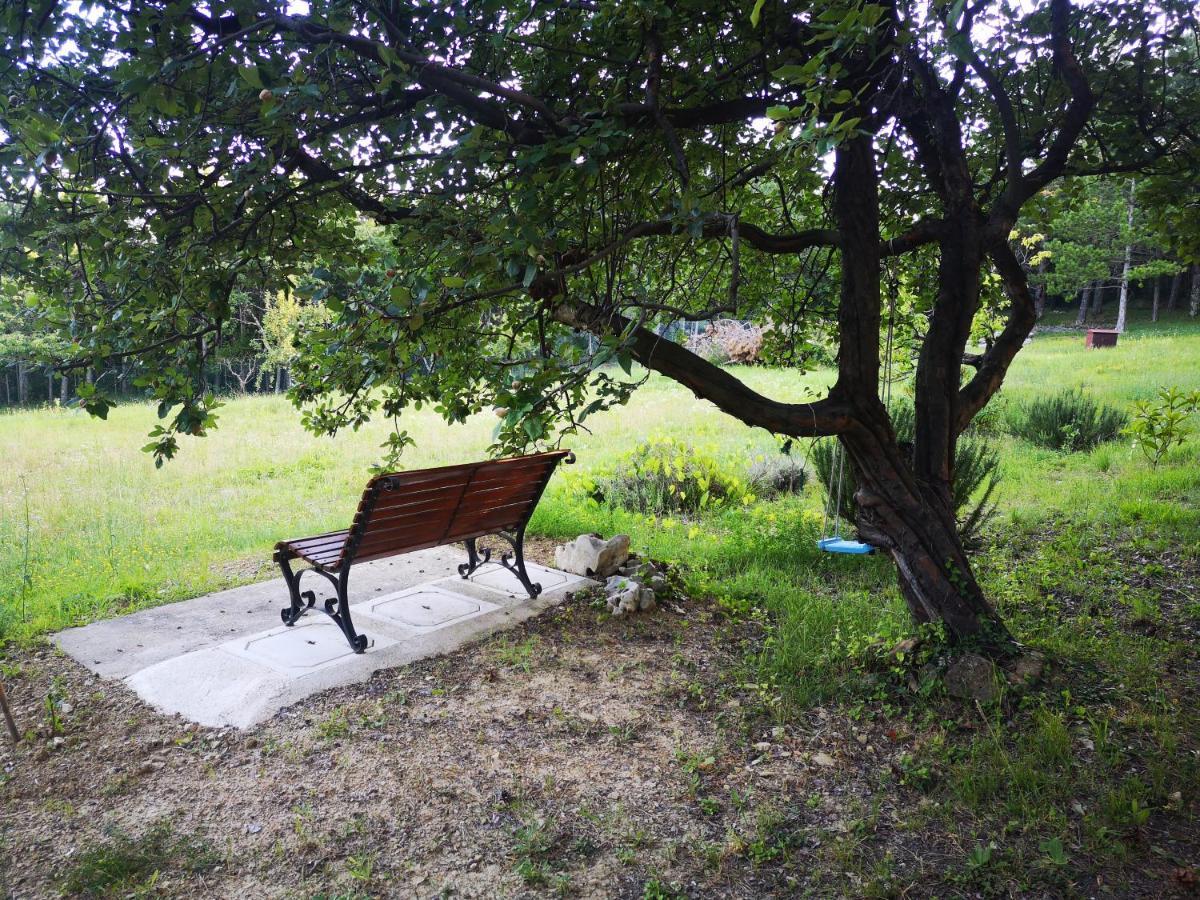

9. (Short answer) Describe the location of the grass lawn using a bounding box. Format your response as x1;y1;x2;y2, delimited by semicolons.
1;309;1199;895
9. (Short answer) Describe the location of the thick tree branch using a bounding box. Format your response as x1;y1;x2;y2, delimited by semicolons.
997;0;1095;216
283;145;414;224
882;219;945;256
644;28;689;186
961;42;1023;190
550;297;854;437
956;237;1039;432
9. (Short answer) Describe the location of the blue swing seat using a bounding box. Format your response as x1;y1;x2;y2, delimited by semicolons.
817;537;876;555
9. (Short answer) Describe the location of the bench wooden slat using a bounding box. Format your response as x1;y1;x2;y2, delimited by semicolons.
371;453;558;491
352;494;465;529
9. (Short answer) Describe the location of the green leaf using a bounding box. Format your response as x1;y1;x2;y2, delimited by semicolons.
947;31;972;60
238;66;264;90
441;275;465;288
749;0;767;27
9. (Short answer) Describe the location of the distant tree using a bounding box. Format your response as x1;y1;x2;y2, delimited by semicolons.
1027;179;1181;327
259;289;331;393
1;1;1198;648
0;284;71;405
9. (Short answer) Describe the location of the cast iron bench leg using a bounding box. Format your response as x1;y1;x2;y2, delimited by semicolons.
279;554;315;626
323;569;368;653
499;526;542;599
278;555;368;653
457;538;492;579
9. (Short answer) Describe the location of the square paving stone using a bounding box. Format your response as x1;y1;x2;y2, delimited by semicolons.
362;585;499;628
466;562;582;597
221;618;395;676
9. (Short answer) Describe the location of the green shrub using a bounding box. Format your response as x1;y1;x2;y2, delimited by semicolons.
812;402;1002;549
1009;389;1128;451
585;436;749;515
746;454;808;499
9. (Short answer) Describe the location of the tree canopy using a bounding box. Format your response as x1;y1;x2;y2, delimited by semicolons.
2;0;1197;642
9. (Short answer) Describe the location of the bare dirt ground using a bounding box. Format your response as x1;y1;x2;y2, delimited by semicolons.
1;539;1197;898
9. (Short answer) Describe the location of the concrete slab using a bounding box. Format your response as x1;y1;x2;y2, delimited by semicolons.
54;546;465;680
54;547;595;729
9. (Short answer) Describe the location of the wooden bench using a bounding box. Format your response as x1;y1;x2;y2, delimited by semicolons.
274;450;573;651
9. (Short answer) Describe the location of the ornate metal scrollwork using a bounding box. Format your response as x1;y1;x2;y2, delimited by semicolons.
456;531;542;598
277;555;368;653
457;538;492;578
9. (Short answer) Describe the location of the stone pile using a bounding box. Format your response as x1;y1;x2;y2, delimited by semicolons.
603;558;669;618
553;533;668;618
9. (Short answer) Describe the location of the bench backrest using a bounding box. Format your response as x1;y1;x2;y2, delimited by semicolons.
338;450;571;568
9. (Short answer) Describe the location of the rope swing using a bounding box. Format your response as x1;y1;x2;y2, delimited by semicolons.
817;264;899;556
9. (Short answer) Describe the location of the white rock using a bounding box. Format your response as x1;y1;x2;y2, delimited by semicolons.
618;589;639;613
555;534;631;578
638;588;656;611
812;752;836;767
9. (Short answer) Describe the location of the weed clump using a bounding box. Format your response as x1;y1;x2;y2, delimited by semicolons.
1009;388;1127;451
585;437;750;516
59;821;218;897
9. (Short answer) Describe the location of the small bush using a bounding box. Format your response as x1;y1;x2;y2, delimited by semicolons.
967;393;1010;436
1009;389;1128;452
684;320;765;365
1122;386;1200;467
585;437;748;515
746;454;808;499
812;402;1002;549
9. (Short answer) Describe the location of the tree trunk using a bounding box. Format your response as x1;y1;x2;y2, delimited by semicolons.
16;360;28;405
828;136;1010;648
1033;260;1048;319
60;374;69;402
842;420;1010;646
1152;276;1161;322
1167;270;1182;310
46;370;53;404
1191;264;1200;317
1074;282;1092;326
1115;179;1135;333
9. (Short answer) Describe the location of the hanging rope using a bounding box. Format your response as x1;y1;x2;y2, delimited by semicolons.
819;261;899;551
